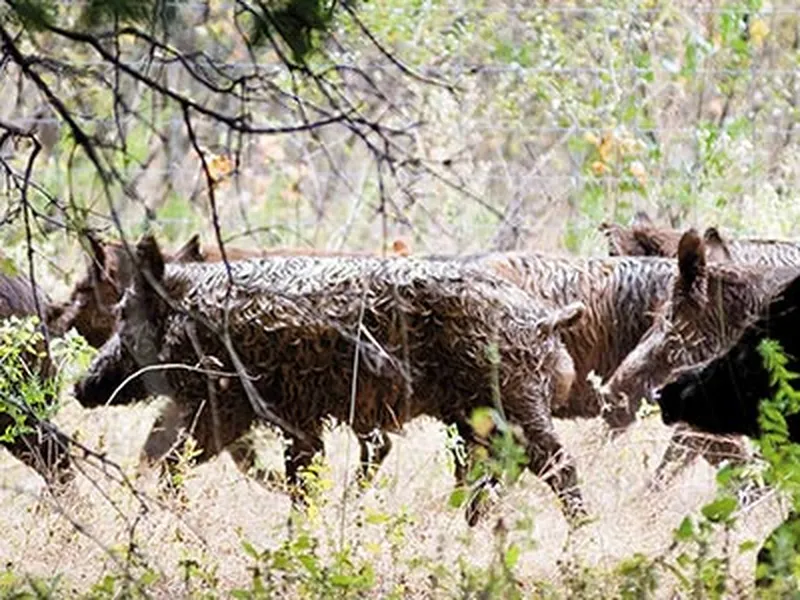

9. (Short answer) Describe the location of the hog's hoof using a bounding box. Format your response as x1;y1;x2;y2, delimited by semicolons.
563;495;592;530
465;478;500;527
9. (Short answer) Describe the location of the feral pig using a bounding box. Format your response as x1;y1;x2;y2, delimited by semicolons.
463;251;675;424
654;269;800;441
600;211;686;259
603;230;800;482
600;211;800;267
52;233;396;484
653;272;800;592
463;239;796;488
52;232;409;348
50;233;260;347
599;215;800;485
74;235;587;524
600;213;800;483
0;272;72;486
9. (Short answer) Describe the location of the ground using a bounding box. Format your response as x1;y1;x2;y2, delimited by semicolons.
0;395;784;597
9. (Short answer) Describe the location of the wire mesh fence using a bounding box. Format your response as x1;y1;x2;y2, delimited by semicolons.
1;0;799;256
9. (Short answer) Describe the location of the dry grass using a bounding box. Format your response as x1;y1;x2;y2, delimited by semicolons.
0;392;786;597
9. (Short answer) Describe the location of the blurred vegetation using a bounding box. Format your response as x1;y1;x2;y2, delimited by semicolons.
2;0;798;269
6;0;344;61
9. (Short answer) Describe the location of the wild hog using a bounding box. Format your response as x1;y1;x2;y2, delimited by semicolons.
74;235;586;524
51;232;409;351
603;230;799;465
600;212;685;258
654;270;800;442
461;251;675;423
0;271;72;486
49;233;284;348
653;271;800;592
600;216;800;485
461;241;797;491
600;212;800;267
53;233;402;485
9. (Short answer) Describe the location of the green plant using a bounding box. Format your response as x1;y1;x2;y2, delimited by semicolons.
749;340;800;594
662;338;800;598
0;316;55;441
0;316;94;443
454;519;525;599
233;528;376;598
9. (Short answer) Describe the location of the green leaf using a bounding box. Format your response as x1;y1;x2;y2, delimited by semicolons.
448;488;467;509
504;543;521;571
701;496;738;523
78;0;174;29
330;573;357;587
364;510;390;525
674;517;694;542
739;540;758;553
247;0;344;62
715;464;734;486
8;0;57;31
293;533;313;551
241;540;260;560
0;258;18;277
298;554;319;576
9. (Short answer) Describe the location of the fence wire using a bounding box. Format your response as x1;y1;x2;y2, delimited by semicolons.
1;1;799;255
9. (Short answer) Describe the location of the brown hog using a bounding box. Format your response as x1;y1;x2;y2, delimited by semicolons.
52;233;410;484
446;244;786;494
74;235;586;525
600;211;800;267
602;230;800;481
52;233;410;351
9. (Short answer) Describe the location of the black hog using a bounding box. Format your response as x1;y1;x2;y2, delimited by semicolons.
654;272;800;593
600;216;800;487
74;235;586;524
655;271;800;442
602;230;800;485
604;229;798;418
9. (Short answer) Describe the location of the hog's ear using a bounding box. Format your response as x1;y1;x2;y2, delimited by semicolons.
171;234;204;263
598;222;628;256
677;228;707;300
703;227;733;263
84;232;107;279
134;234;165;291
537;301;585;337
552;301;585;332
631;210;653;227
44;302;64;327
632;227;680;257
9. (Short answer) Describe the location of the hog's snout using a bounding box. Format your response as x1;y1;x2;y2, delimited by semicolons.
73;368;116;408
654;384;683;426
73;334;131;408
